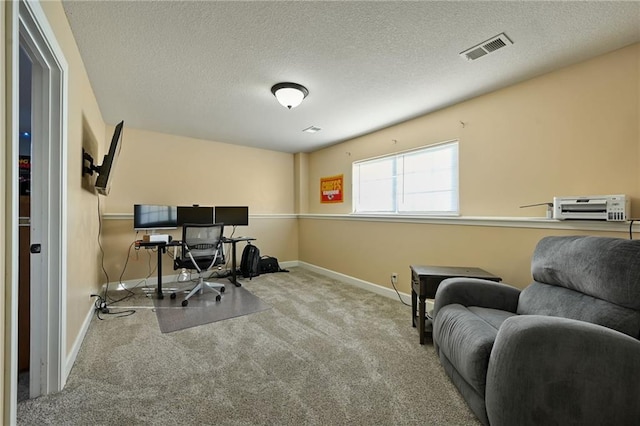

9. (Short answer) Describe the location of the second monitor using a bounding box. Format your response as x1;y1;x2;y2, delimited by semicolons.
215;206;249;226
176;205;214;226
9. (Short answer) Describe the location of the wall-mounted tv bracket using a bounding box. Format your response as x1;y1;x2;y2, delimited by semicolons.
82;148;101;176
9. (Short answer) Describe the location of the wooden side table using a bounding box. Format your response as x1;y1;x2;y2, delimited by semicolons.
411;265;501;344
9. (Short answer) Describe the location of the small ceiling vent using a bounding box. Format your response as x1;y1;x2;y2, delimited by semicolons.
303;126;322;133
460;33;513;61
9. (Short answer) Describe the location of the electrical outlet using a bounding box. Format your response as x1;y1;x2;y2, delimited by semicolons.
391;272;398;285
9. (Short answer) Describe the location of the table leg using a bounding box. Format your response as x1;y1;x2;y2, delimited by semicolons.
418;295;426;345
228;241;241;287
411;288;417;328
156;247;164;299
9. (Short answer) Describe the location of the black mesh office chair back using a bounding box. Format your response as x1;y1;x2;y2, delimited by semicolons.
174;223;226;306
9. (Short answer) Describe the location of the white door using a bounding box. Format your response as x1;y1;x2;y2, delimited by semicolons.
8;2;68;419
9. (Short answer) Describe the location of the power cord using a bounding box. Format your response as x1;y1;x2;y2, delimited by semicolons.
390;275;411;306
92;196;135;319
91;293;109;314
95;196;110;308
105;239;144;305
91;293;135;319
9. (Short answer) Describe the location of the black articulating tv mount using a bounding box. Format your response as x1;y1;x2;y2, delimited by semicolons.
82;149;101;176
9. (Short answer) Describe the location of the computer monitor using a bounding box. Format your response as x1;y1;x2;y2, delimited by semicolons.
214;206;249;226
133;204;177;231
176;205;215;226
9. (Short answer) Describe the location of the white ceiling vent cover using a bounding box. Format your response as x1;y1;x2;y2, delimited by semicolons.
460;33;513;61
303;126;322;133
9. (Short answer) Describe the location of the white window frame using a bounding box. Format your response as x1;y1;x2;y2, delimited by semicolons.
352;140;459;215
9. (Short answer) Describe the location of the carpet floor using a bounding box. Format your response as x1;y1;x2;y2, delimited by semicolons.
17;267;481;425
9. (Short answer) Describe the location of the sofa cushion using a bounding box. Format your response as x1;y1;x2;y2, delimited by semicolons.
517;282;640;338
531;236;640;310
433;304;517;396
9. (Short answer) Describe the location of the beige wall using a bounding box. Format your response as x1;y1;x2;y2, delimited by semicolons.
103;128;295;213
301;43;640;291
308;44;640;216
293;153;309;214
38;1;106;355
300;219;628;293
100;127;298;283
638;46;640;191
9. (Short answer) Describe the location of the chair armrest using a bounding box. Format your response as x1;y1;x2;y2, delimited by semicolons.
486;315;640;426
433;278;520;319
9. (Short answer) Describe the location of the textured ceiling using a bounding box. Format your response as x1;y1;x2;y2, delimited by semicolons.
62;1;640;153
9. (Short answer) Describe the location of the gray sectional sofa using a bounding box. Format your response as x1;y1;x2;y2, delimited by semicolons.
432;235;640;426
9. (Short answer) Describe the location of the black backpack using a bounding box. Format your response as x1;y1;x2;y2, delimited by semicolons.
240;243;260;279
258;256;289;274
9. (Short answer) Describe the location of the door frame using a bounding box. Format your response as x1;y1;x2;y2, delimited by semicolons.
5;0;68;421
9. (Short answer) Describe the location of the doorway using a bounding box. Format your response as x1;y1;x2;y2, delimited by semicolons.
17;45;32;402
8;1;68;420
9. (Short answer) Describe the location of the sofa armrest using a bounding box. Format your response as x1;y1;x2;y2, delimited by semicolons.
433;278;520;319
486;315;640;426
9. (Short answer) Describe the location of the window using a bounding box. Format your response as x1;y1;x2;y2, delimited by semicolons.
352;141;459;215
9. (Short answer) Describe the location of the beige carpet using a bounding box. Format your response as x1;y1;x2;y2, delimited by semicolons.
17;267;481;425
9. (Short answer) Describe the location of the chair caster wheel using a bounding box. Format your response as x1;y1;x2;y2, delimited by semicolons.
170;293;176;299
216;295;221;302
220;286;225;293
182;300;188;307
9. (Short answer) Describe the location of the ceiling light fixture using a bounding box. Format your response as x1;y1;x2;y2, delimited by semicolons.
271;82;309;109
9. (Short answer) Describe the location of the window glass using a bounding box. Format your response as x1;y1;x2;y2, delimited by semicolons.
353;141;458;215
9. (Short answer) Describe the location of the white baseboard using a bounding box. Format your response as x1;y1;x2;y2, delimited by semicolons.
65;301;96;386
101;273;184;291
278;260;298;270
295;261;415;304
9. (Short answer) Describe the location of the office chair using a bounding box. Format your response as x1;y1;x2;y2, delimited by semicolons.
173;223;226;307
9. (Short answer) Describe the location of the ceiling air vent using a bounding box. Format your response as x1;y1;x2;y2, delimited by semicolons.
460;33;513;61
302;126;322;133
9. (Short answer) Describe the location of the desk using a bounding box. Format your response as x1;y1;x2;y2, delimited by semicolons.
222;236;256;287
410;265;501;344
137;240;181;299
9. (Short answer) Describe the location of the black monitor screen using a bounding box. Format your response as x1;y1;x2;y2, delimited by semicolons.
95;120;124;196
133;204;177;230
215;206;249;226
177;206;215;226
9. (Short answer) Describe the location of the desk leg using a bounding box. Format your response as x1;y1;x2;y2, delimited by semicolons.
411;288;417;328
157;247;164;299
228;241;241;287
418;296;426;345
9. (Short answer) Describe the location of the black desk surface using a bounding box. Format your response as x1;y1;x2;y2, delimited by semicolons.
222;236;256;243
136;240;181;248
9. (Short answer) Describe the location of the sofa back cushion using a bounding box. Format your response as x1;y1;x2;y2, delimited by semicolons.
517;282;640;337
518;236;640;338
531;236;640;310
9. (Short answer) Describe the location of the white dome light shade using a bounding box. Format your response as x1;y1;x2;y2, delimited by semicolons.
271;82;309;109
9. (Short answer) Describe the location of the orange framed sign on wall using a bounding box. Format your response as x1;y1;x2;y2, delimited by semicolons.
320;174;344;203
